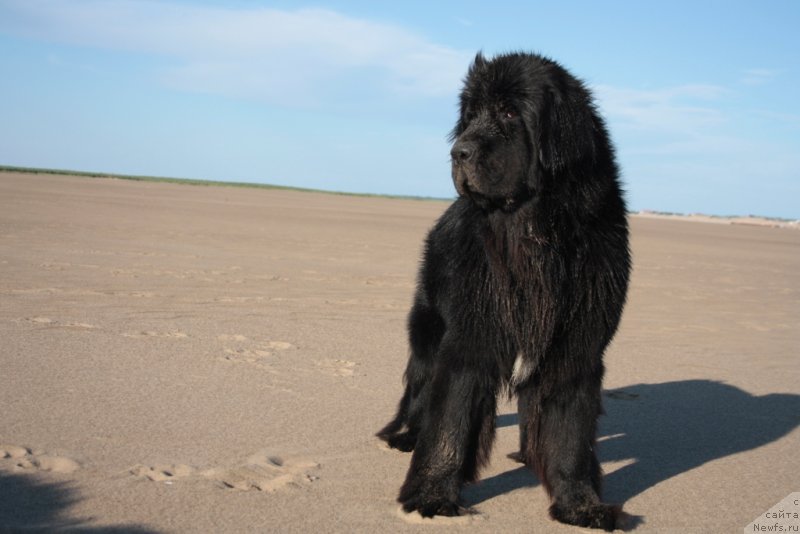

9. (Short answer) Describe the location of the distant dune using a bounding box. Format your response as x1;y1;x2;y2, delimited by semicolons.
634;210;799;229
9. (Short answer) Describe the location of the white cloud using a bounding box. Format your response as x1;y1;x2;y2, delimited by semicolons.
0;0;471;106
593;84;728;140
592;81;800;216
740;68;779;86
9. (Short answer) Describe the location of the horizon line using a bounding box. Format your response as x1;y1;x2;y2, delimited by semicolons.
1;164;796;224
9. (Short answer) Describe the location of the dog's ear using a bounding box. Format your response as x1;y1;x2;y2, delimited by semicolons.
451;53;486;139
536;73;597;174
449;52;488;142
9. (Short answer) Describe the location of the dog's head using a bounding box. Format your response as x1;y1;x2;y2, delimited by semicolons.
450;52;601;213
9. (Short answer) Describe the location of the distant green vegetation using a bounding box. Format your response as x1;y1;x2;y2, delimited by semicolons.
3;165;794;222
0;164;450;203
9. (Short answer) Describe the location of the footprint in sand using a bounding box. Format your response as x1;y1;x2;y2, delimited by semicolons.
217;337;295;367
122;330;188;339
24;317;97;330
213;296;269;303
62;322;97;329
1;445;80;474
217;334;249;342
39;262;72;271
264;341;294;351
130;452;320;492
206;453;320;492
220;347;275;367
110;290;157;298
316;359;357;377
129;464;196;482
27;316;54;324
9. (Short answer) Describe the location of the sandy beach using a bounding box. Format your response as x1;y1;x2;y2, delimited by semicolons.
1;170;798;533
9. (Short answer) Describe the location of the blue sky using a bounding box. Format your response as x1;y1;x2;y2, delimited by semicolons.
0;1;798;218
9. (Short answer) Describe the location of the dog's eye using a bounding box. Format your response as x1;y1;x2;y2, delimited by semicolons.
501;109;518;120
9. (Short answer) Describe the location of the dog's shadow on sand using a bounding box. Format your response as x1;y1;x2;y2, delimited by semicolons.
0;472;156;532
464;380;800;509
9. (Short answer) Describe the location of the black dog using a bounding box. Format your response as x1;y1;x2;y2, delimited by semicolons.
377;52;630;531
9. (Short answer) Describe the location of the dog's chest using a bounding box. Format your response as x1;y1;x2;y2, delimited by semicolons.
485;243;559;330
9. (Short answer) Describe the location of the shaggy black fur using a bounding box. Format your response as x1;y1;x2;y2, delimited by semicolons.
376;52;631;530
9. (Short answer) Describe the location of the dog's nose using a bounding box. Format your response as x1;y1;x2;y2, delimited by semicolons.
451;141;476;164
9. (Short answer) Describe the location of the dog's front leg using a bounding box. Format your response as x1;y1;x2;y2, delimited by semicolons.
397;348;497;517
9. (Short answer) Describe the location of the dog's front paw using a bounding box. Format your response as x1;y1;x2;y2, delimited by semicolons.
549;501;622;531
399;493;472;517
398;475;468;518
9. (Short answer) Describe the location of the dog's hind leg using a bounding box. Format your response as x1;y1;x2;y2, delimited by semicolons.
377;298;444;452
